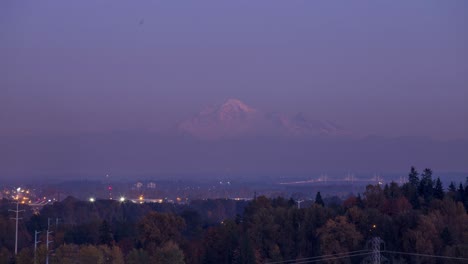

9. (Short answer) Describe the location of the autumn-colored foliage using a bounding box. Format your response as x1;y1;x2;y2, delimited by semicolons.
0;168;467;264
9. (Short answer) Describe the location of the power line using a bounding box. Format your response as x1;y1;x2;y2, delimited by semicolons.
266;250;371;264
295;252;372;264
266;239;468;264
383;250;468;261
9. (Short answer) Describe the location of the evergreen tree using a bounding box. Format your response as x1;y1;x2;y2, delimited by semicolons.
447;182;457;200
405;167;421;208
449;182;457;193
315;192;324;207
418;168;434;204
464;182;468;210
434;178;444;200
408;166;419;187
457;183;465;203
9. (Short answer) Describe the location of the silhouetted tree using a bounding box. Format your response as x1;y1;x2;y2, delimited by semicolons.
403;167;421;209
434;178;444;200
449;182;457;192
456;183;464;203
419;168;434;204
384;182;401;199
447;182;457;200
315;192;324;207
465;180;468;210
408;166;419;187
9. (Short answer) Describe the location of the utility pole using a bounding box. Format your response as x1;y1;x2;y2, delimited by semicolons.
46;218;54;264
34;230;41;264
9;201;24;255
296;200;304;209
46;229;53;264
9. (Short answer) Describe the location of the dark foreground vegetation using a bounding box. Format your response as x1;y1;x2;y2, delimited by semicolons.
1;168;467;263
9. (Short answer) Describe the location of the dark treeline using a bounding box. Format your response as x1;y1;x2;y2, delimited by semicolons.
0;167;467;264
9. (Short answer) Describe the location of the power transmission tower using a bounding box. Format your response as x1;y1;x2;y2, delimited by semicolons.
34;230;41;264
371;237;382;263
362;237;389;264
9;201;24;255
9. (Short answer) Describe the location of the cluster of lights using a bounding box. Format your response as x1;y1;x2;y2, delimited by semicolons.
11;187;32;204
88;196;163;203
88;196;126;202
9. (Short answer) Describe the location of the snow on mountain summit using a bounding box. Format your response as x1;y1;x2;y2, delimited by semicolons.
221;98;256;112
218;98;256;121
177;99;346;140
177;99;258;139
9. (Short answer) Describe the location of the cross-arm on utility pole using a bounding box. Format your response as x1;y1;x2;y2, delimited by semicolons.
9;201;25;255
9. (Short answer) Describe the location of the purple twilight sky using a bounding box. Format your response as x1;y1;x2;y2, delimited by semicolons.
1;0;467;139
1;1;468;178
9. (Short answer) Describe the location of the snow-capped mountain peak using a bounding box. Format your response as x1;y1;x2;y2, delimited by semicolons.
217;98;256;121
177;99;346;140
220;98;256;113
177;99;258;139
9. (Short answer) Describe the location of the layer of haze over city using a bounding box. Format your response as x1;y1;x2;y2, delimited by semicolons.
1;1;467;181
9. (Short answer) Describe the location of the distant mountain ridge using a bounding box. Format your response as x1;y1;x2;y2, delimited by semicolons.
177;98;347;140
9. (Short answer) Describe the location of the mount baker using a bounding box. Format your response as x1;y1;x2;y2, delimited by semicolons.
177;98;346;140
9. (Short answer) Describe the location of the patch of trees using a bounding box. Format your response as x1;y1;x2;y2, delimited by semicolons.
0;168;467;263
